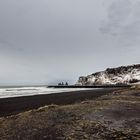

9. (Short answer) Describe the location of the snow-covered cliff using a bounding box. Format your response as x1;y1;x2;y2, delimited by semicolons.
76;64;140;85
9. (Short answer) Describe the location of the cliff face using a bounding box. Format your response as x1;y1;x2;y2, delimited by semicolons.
76;64;140;85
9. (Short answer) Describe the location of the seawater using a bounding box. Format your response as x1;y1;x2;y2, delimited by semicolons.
0;86;90;98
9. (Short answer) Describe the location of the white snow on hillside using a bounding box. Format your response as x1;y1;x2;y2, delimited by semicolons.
76;65;140;85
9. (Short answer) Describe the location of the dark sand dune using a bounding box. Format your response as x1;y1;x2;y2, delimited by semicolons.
0;88;118;117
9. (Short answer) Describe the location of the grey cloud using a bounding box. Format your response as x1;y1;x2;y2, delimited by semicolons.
108;0;132;23
100;0;132;35
100;0;140;47
0;0;140;85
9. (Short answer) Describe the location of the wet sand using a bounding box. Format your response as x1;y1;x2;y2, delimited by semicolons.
0;88;119;117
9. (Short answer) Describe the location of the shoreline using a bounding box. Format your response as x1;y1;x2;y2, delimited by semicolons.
0;88;119;117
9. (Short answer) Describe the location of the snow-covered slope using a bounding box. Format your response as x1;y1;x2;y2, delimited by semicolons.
76;64;140;85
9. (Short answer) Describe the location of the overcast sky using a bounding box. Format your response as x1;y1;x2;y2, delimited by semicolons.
0;0;140;85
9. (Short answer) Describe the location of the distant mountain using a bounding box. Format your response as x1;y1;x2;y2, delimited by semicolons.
76;64;140;85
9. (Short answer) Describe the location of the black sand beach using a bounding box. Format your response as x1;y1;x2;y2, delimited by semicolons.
0;88;118;117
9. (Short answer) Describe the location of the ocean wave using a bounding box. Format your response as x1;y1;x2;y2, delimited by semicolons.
0;86;89;98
